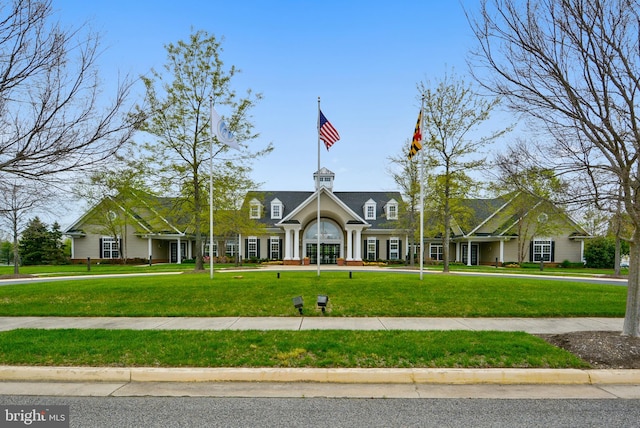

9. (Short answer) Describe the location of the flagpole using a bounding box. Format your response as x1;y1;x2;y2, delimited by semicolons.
419;95;425;281
209;98;215;280
317;97;321;277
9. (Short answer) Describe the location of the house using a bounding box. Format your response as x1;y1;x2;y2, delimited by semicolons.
64;168;589;266
242;167;406;265
64;193;197;264
423;193;590;266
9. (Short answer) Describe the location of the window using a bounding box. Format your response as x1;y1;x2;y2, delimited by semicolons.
248;236;258;258
367;237;377;260
249;199;262;219
304;220;341;240
205;242;218;258
225;240;237;257
270;237;280;260
533;239;553;262
389;237;400;260
101;237;119;259
386;199;398;220
364;199;376;220
271;199;282;219
430;243;443;261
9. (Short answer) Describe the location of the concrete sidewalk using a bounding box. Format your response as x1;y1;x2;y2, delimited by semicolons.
0;316;624;334
0;315;634;398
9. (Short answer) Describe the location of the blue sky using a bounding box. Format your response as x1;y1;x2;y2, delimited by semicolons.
55;0;505;198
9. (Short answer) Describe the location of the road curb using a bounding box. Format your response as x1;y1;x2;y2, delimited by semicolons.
3;366;640;385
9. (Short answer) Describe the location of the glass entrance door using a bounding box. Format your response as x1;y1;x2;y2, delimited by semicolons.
306;243;340;264
170;242;187;263
462;244;478;265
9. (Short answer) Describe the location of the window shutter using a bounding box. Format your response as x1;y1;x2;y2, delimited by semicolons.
244;239;248;259
257;239;261;258
119;239;123;259
551;241;555;262
376;240;379;260
398;241;402;260
386;240;389;260
279;239;283;259
529;241;534;262
99;238;103;258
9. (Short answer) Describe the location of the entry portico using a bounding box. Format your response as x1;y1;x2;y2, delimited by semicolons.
276;187;371;264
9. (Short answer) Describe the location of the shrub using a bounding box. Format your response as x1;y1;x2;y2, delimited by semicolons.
584;237;615;269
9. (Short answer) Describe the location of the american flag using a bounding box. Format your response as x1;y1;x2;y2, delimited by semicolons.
319;110;340;149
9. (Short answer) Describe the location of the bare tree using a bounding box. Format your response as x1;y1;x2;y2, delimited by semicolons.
468;0;640;335
0;181;54;274
0;0;138;184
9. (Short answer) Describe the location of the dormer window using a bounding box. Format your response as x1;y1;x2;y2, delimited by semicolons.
249;198;262;219
385;199;398;220
271;198;283;220
364;199;377;220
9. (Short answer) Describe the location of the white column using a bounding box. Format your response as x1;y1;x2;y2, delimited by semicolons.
405;235;409;261
346;228;353;260
284;228;292;260
580;240;584;263
355;229;362;260
499;240;504;264
148;238;152;261
467;239;472;266
177;237;182;264
293;227;301;260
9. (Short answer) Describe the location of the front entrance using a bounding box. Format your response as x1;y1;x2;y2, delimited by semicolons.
170;242;187;263
303;219;344;264
462;244;479;265
306;243;340;264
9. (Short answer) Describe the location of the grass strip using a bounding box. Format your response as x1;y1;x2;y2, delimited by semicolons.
0;271;625;317
0;329;588;368
0;263;625;277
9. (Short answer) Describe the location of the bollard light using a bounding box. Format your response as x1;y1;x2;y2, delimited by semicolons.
292;296;303;315
317;295;328;313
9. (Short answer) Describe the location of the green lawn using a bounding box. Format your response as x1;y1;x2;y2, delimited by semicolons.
0;270;626;369
0;271;626;317
0;262;242;277
0;261;627;278
0;329;588;369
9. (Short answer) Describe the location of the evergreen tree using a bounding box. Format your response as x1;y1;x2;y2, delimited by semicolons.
19;217;49;265
19;218;67;265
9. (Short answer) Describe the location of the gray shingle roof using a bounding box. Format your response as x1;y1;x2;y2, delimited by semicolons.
245;190;403;229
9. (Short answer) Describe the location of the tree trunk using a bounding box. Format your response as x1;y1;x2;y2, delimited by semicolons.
443;196;451;273
12;218;19;275
622;228;640;336
193;174;204;271
614;236;621;276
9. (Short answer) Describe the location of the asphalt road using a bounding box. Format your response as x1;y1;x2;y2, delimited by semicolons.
2;395;640;427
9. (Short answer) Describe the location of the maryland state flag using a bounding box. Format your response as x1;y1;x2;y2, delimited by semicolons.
408;109;422;159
